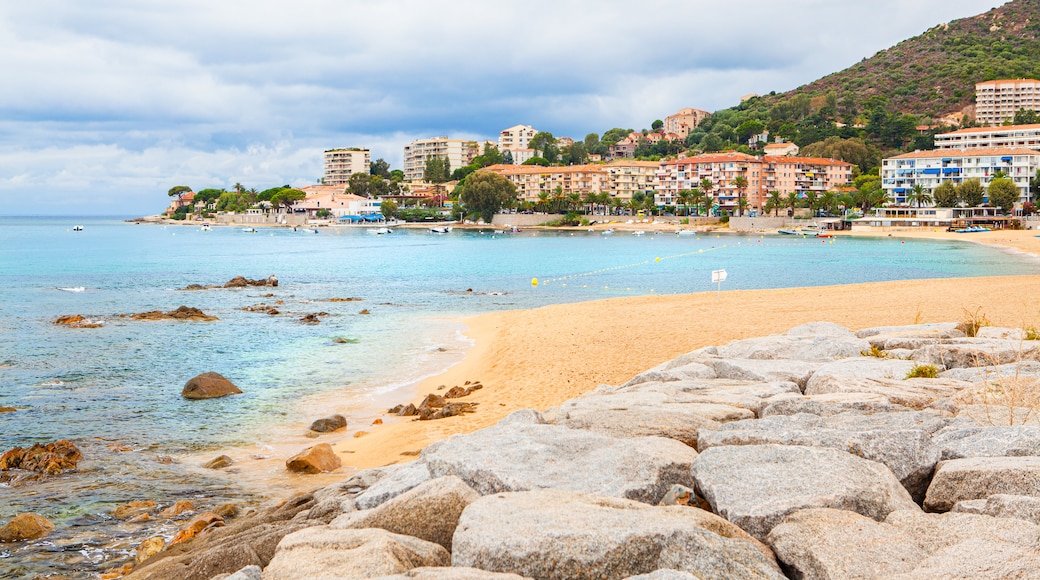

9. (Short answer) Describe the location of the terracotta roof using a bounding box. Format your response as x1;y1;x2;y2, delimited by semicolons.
937;123;1040;135
762;156;852;167
976;79;1040;86
887;147;1040;160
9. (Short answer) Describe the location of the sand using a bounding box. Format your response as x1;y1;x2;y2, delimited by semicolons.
194;226;1040;498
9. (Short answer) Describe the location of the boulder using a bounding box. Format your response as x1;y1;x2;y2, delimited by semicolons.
181;372;242;400
855;323;963;340
421;422;698;504
286;443;341;474
0;439;82;474
0;513;54;541
204;455;233;469
932;425;1040;460
159;500;195;518
940;360;1040;383
925;456;1040;511
885;509;1040;557
369;567;529;579
951;494;1040;525
715;322;868;361
707;358;821;389
912;339;1040;369
625;572;701;580
612;379;802;416
762;394;912;417
451;489;785;580
53;314;104;328
210;565;261;580
135;536;166;564
805;357;919;388
331;475;478;551
113;500;157;519
766;508;923;579
308;415;347;433
884;537;1040;579
804;374;969;410
262;527;449;580
354;461;434;511
223;275;277;288
623;360;717;388
171;512;225;545
692;444;920;542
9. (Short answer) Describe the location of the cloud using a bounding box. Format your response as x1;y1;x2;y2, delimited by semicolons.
0;0;999;215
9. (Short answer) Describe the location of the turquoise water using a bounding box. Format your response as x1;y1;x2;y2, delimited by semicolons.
0;215;1037;576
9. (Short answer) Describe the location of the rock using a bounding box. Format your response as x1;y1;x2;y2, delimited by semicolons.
951;494;1040;525
762;394;912;417
204;455;233;469
308;415;347;433
886;508;1040;555
940;360;1040;383
354;461;433;511
368;567;529;579
214;503;240;519
262;527;449;580
181;372;242;400
912;339;1040;369
0;513;54;541
331;475;478;551
391;403;418;417
545;386;752;448
855;323;964;340
0;406;15;413
53;314;104;328
805;374;969;410
135;536;166;564
300;313;322;324
697;412;944;502
623;355;718;387
422;422;698;504
159;500;195;518
925;456;1040;511
714;322;869;361
625;572;701;580
171;512;225;545
884;538;1040;579
452;489;785;580
420;394;447;408
286;443;341;474
223;275;277;288
805;357;919;388
932;425;1040;460
0;439;83;474
692;444;920;542
766;508;923;579
218;565;261;580
131;306;218;321
707;358;822;389
113;500;157;519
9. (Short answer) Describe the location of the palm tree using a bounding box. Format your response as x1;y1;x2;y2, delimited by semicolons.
767;191;783;217
804;191;819;217
699;178;715;216
732;176;749;217
907;184;933;208
567;193;581;213
819;191;838;216
787;192;800;216
676;190;691;216
688;188;704;217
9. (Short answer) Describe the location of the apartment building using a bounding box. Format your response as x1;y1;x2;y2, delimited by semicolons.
975;79;1040;126
762;156;854;200
763;142;799;157
498;124;538;164
402;138;480;181
604;160;661;203
880;147;1039;205
482;164;606;203
934;124;1040;150
323;148;371;187
664;108;711;139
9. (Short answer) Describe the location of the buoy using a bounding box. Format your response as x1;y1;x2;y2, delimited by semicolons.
531;278;539;286
655;257;661;262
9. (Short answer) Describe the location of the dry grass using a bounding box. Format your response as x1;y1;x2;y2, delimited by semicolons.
906;364;939;379
955;306;990;338
956;344;1040;426
861;344;889;358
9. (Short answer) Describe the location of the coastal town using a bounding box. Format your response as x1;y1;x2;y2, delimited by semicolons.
165;80;1040;234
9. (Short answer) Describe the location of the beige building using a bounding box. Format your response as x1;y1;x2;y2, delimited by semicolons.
403;137;479;181
763;142;799;157
296;185;381;217
664;108;711;139
498;124;538;165
934;123;1040;150
323;148;371;187
975;79;1040;126
481;164;606;204
762;156;854;200
604;160;660;203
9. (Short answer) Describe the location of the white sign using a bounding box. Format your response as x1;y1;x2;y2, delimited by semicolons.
711;269;728;283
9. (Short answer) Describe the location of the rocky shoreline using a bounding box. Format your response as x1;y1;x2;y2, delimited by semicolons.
73;320;1037;579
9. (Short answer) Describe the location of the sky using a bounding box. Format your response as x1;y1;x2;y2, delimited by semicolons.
0;0;1004;216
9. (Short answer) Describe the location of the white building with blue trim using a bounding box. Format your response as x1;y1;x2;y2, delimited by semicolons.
880;147;1039;206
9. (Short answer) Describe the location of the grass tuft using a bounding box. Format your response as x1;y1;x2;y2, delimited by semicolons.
906;364;939;379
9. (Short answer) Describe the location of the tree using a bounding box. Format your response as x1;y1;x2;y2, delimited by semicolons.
503;150;514;165
194;188;224;205
457;172;517;224
370;158;391;177
529;132;558;164
906;183;933;208
563;142;588;165
348;173;374;197
380;199;399;219
651;119;664;131
699;178;715;215
957;179;985;207
766;191;783;217
987;177;1019;214
424;156;451;183
700;133;724;152
522;156;550;166
732;176;749;216
787;191;800;215
1014;108;1040;125
270;188;305;211
168;185;192;202
932;181;958;207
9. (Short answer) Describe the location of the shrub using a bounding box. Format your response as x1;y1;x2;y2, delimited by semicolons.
1025;327;1040;341
861;345;888;358
906;364;939;379
956;306;989;337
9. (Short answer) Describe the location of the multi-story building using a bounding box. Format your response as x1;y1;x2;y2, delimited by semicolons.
933;124;1040;150
498;125;538;164
763;142;799;157
761;156;854;201
975;79;1040;126
880;147;1040;205
664;108;711;139
323;148;370;187
402;137;480;181
482;164;607;204
604;160;660;203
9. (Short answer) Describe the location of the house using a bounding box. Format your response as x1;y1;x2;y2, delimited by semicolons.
763;142;799;157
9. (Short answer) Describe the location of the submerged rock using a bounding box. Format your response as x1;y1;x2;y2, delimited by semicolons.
204;455;234;469
131;306;218;321
223;275;278;288
0;513;54;542
308;415;347;433
181;372;242;399
0;439;83;474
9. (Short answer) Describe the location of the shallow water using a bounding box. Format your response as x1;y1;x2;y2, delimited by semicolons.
0;216;1037;577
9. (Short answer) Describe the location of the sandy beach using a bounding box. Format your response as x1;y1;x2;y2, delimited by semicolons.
197;226;1040;498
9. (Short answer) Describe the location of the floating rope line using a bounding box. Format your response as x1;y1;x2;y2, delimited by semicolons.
534;245;729;286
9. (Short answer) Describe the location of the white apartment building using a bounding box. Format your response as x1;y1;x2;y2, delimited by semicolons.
975;79;1040;126
323;148;370;187
664;108;710;140
881;147;1039;205
934;124;1040;150
498;124;538;165
402;137;479;181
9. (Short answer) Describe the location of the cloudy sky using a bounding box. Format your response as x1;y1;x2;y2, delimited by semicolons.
0;0;1001;216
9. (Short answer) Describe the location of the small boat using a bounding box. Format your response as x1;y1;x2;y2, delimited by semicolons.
493;229;504;235
815;231;834;238
602;229;615;235
200;224;212;231
676;230;697;236
509;226;521;233
242;227;257;233
370;227;392;235
955;226;991;233
57;286;85;293
777;228;800;235
429;226;453;234
72;225;83;231
633;231;646;236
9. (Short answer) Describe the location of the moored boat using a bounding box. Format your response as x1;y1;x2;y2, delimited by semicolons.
429;226;453;233
955;225;991;233
72;225;84;231
777;228;800;235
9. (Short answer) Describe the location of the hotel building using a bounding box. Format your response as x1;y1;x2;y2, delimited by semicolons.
934;124;1040;150
975;79;1040;126
402;138;480;181
482;164;607;204
498;124;538;164
880;147;1040;205
663;108;711;140
322;148;371;187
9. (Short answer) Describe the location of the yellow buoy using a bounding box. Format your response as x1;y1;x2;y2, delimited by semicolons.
531;278;538;287
655;257;661;262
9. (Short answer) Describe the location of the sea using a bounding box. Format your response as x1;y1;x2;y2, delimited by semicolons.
1;215;1037;577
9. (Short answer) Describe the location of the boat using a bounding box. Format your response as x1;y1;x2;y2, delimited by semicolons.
72;225;83;231
814;231;834;238
955;226;991;233
370;227;392;235
633;231;646;236
200;224;212;231
242;227;257;233
676;229;697;236
777;228;800;235
429;226;453;234
56;286;85;293
509;226;521;233
602;229;615;235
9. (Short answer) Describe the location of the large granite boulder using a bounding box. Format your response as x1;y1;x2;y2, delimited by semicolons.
623;354;717;387
421;422;697;505
951;494;1040;525
706;358;822;389
940;360;1040;383
715;322;869;361
932;425;1040;460
766;508;923;579
181;372;242;400
692;444;920;541
285;443;341;474
612;379;802;416
805;375;969;410
353;461;433;511
912;339;1040;369
762;394;912;417
308;414;347;433
331;475;478;551
855;323;963;340
925;456;1040;511
451;489;786;580
263;527;449;580
369;568;530;579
